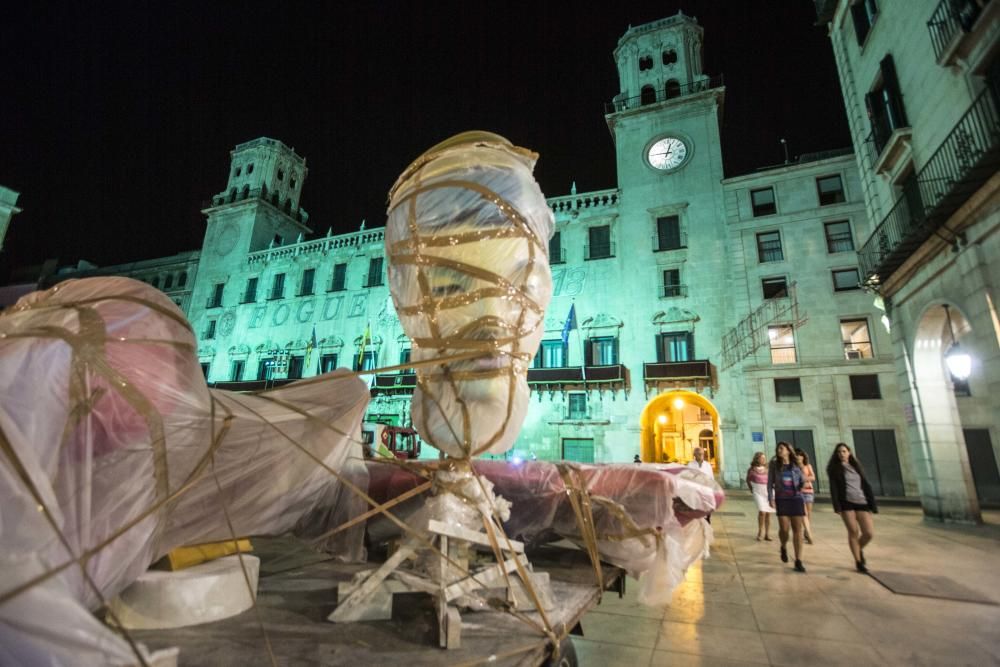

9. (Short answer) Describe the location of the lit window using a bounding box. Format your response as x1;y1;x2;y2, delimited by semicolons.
751;188;776;217
762;276;788;299
774;378;802;402
841;318;873;359
768;325;796;364
817;175;846;205
833;268;861;292
757;231;783;262
824;221;854;252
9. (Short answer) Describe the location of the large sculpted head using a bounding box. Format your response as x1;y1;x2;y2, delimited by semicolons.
385;132;554;459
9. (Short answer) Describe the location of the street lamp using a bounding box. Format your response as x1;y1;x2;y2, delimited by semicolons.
943;304;971;380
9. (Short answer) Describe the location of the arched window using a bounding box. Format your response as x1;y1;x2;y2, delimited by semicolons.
247;163;254;174
234;166;241;177
662;50;677;65
277;168;284;181
641;85;657;105
229;187;237;203
639;55;653;71
283;198;292;213
665;79;681;99
271;192;279;205
290;175;297;189
241;184;250;199
164;274;173;289
178;272;187;288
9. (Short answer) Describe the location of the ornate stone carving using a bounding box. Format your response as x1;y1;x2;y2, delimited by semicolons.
652;307;699;325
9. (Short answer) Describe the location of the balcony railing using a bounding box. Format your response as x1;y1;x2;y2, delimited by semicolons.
643;360;711;381
652;232;687;252
548;188;619;216
859;84;1000;288
605;75;724;114
372;372;417;394
527;364;626;385
549;246;567;264
928;0;984;61
247;228;385;266
203;185;309;225
660;284;688;299
585;242;616;261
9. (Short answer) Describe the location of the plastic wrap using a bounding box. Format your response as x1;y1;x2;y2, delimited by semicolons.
385;131;554;459
0;277;370;664
365;459;723;605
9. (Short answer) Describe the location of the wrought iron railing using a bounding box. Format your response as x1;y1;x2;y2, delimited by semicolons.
605;75;724;113
927;0;984;61
659;284;688;299
584;241;616;260
859;84;1000;287
527;364;626;384
643;360;710;381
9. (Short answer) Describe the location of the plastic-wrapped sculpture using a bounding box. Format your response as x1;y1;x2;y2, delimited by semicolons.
0;277;370;665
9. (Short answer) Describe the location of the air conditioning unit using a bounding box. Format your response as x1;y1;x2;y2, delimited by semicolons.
846;349;863;360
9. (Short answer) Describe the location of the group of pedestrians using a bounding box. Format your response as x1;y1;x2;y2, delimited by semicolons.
746;441;877;574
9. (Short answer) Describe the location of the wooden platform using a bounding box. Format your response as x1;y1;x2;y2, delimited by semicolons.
127;535;620;666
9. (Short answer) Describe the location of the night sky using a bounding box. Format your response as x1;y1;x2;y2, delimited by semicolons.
0;1;848;281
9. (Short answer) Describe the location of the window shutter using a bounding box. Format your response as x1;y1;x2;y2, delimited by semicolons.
655;334;665;363
687;332;695;359
584;339;593;366
879;54;908;128
612;337;620;365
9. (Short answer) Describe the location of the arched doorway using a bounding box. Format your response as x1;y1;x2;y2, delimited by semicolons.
909;302;983;521
639;390;721;471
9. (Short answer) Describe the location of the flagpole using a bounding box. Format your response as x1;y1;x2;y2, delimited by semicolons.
578;307;587;387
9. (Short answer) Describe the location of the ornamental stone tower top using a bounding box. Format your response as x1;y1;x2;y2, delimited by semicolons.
612;11;708;107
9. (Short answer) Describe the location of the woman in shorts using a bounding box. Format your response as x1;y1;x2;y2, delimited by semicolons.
827;442;877;573
767;441;806;572
795;448;816;544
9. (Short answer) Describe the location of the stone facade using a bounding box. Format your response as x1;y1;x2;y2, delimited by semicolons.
816;0;1000;520
0;186;21;253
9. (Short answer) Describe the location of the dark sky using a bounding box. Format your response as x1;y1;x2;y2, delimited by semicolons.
0;1;848;280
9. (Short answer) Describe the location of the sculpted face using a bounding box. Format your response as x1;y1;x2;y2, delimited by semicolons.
386;132;554;459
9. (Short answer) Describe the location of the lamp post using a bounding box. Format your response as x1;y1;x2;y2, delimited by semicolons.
943;305;972;380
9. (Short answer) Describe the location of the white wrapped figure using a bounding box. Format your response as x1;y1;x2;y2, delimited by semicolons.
385;131;554;460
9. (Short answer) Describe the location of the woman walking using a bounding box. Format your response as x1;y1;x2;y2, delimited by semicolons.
795;448;816;544
746;452;774;541
768;441;807;572
827;442;877;573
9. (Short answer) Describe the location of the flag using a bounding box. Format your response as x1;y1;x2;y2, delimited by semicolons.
561;303;577;346
305;325;317;372
358;322;371;369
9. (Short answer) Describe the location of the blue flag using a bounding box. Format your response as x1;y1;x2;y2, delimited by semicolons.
561;303;577;345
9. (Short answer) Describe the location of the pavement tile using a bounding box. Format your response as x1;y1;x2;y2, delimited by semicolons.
649;648;771;667
761;631;882;666
572;637;653;666
655;621;770;663
578;609;662;649
662;600;759;631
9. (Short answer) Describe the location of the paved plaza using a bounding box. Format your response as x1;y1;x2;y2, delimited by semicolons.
577;492;1000;666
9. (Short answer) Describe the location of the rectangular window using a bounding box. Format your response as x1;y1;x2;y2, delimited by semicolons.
330;263;347;292
824;221;855;253
288;355;304;379
320;353;338;373
535;339;568;368
850;374;882;399
270;273;286;300
662;269;683;298
851;0;879;46
756;231;783;262
399;347;411;366
208;283;224;308
366;257;384;288
751;187;776;217
816;175;846;206
586;336;619;366
230;359;245;382
657;331;693;362
355;350;376;372
567;393;588;420
200;362;210;378
841;318;873;359
586;225;613;260
833;268;861;292
768;325;796;364
299;268;315;296
774;378;802;402
866;54;908;155
243;277;259;303
655;216;682;251
257;358;273;381
762;276;788;299
549;231;565;264
204;319;217;340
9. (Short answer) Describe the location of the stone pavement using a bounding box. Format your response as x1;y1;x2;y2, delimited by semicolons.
576;492;1000;666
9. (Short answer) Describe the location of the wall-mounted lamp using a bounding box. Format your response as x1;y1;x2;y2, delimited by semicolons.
943;304;971;380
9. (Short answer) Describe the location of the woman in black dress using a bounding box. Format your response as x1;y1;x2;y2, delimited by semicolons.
827;442;877;573
767;441;806;572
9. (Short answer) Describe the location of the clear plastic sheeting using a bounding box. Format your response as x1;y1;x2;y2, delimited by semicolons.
0;277;370;665
365;460;724;605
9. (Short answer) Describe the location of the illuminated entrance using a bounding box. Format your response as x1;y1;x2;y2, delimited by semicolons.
639;390;721;470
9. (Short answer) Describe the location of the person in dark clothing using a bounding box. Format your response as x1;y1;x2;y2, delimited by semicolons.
826;442;877;573
767;441;806;572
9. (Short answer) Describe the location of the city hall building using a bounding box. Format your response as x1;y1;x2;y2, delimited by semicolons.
22;8;998;519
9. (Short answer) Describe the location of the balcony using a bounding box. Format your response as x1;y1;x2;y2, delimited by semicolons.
606;75;724;114
371;371;417;395
643;360;712;396
527;364;628;394
859;83;1000;289
927;0;990;65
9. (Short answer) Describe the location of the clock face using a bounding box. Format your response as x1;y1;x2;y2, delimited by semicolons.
647;137;688;171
